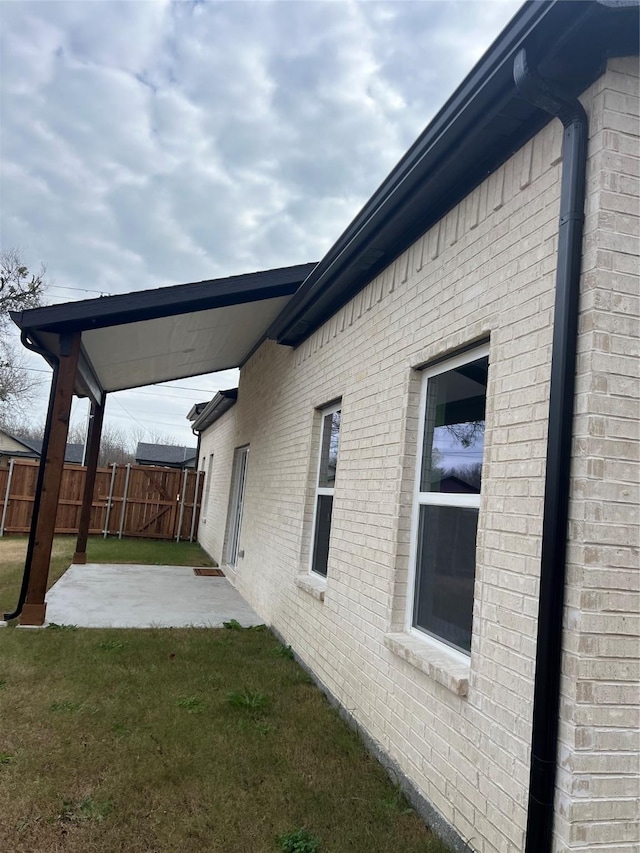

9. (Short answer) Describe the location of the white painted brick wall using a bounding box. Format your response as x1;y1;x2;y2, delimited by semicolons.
198;61;639;853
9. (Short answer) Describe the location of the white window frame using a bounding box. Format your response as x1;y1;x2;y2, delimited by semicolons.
202;452;214;522
309;401;342;577
405;343;490;658
225;445;249;568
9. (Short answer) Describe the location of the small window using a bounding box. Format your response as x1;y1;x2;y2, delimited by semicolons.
203;453;214;515
225;446;249;567
310;403;341;577
409;346;489;654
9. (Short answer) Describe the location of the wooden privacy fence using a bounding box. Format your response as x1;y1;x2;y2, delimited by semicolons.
0;460;204;541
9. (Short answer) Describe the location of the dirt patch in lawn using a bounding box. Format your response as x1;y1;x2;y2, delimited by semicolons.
0;537;71;565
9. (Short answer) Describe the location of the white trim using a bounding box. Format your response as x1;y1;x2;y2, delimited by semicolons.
319;400;342;417
309;401;342;577
316;487;334;497
417;492;480;508
201;452;214;523
422;341;490;379
225;445;249;567
408;626;471;667
404;345;489;654
405;374;428;633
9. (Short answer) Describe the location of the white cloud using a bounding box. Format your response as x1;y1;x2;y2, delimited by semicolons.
0;0;521;442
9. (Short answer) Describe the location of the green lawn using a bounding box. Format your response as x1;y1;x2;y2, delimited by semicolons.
0;537;451;853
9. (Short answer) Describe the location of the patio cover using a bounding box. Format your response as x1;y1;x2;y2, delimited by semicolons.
6;261;316;627
10;262;316;403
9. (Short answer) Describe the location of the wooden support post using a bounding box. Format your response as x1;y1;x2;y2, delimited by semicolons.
20;332;81;626
73;398;105;564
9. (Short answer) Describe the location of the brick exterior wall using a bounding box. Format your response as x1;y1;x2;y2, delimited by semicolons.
198;406;237;565
197;60;639;853
555;57;640;853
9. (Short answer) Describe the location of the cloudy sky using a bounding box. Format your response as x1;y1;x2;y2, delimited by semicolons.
1;0;521;451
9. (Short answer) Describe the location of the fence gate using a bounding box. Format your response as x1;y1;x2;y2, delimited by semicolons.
0;460;203;541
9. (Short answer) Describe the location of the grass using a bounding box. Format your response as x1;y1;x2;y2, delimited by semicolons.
0;624;451;853
0;535;213;618
0;535;451;852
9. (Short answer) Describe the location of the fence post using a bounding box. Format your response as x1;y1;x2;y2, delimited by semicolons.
0;459;15;537
103;463;117;538
118;463;131;539
189;469;201;543
176;468;189;543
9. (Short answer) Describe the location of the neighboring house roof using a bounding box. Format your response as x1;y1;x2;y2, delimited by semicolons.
25;438;85;465
135;442;197;468
0;432;84;464
191;389;238;433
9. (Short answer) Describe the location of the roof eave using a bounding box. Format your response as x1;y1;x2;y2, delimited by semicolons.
192;388;238;433
11;263;317;336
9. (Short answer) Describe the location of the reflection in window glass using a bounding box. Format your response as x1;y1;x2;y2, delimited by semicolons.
311;495;333;577
411;347;489;656
420;356;488;494
318;410;341;488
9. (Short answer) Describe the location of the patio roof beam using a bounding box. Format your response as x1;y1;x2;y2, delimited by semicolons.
10;263;316;336
20;331;81;627
73;397;106;566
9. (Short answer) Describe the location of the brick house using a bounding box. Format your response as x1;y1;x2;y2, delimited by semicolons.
190;5;640;853
7;2;638;851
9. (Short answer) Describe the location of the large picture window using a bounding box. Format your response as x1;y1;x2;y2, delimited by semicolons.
310;402;341;577
409;346;489;654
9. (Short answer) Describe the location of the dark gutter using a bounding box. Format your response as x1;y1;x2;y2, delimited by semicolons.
513;49;589;853
192;388;238;433
10;263;317;336
3;332;60;621
268;0;638;347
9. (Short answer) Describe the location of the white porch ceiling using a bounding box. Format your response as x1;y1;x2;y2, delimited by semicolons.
80;295;290;392
12;263;316;399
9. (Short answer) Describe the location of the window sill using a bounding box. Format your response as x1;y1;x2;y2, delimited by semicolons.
295;574;326;602
384;632;469;697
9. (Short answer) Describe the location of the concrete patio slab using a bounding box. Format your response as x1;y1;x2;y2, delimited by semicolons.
45;563;262;628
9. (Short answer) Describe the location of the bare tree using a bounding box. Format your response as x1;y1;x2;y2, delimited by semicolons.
97;423;136;467
128;424;180;448
0;248;47;408
66;420;137;467
5;418;136;467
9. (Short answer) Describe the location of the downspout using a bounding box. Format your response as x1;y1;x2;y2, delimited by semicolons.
3;332;60;621
513;50;588;853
